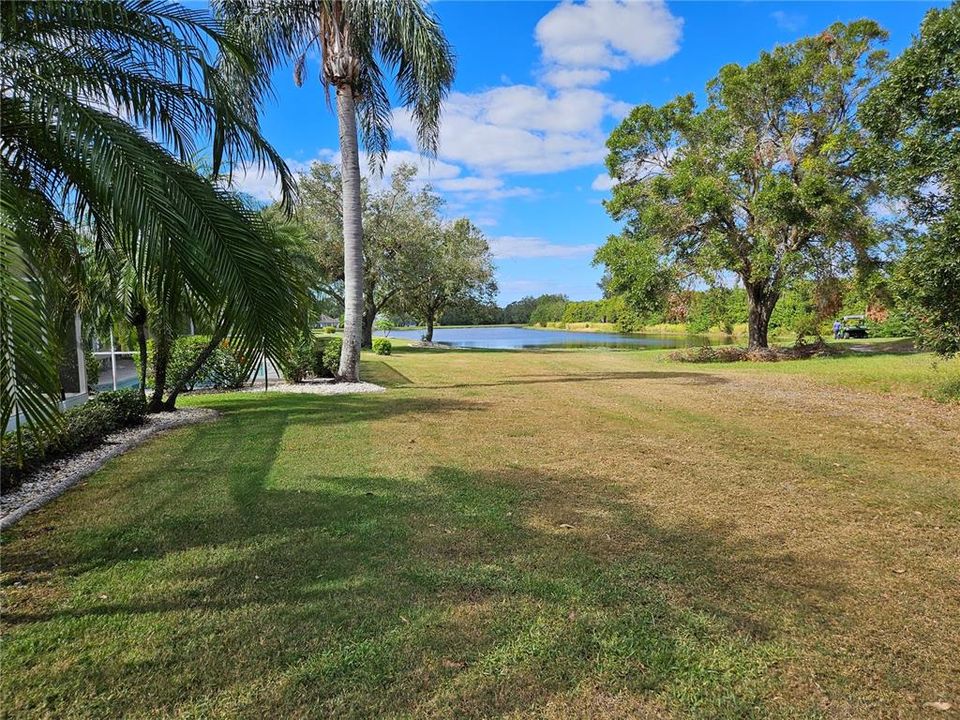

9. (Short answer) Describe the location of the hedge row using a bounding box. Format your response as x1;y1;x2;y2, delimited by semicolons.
1;389;147;491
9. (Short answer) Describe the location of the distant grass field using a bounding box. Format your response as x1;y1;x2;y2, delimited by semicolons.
2;346;958;718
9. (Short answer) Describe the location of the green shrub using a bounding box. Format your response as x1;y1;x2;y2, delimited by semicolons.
204;344;248;389
322;325;336;334
321;337;342;376
1;389;147;491
139;336;250;391
280;335;342;382
372;338;392;355
169;336;247;390
90;388;147;426
279;338;314;383
867;312;916;339
85;350;101;391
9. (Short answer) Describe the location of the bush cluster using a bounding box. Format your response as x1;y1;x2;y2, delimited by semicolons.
280;335;342;382
168;336;248;390
372;338;392;355
1;389;147;491
137;336;250;392
321;337;342;374
85;350;101;391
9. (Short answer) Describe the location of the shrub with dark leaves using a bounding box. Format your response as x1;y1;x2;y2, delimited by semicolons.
1;389;147;491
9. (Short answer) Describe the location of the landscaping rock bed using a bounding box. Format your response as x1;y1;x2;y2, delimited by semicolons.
1;408;218;529
242;379;385;395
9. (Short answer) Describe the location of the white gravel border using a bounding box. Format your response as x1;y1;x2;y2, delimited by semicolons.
242;379;385;395
1;408;219;530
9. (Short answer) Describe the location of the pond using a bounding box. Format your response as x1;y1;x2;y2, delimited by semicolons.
379;325;725;350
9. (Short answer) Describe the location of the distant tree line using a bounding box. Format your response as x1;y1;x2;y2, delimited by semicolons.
439;274;913;341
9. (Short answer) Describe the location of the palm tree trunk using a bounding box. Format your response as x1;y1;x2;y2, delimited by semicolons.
135;320;148;401
149;328;171;413
336;86;364;382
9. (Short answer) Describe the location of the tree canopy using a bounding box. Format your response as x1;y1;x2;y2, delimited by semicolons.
599;21;889;348
400;218;496;342
860;4;960;356
293;161;494;344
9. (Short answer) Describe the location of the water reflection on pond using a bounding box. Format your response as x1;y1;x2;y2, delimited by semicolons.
378;325;726;350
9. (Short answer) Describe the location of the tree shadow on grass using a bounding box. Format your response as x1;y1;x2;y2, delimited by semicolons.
417;370;727;390
359;359;414;387
2;412;844;719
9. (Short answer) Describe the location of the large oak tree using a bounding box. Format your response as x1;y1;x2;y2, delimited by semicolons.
600;21;889;348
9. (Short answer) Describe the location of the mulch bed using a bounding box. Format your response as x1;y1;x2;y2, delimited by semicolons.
669;339;838;363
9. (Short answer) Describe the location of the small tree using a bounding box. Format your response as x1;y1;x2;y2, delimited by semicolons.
402;219;496;342
374;317;394;337
600;22;889;349
529;295;569;326
860;4;960;356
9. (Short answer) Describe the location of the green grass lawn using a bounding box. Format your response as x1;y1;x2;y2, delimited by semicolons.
2;346;958;718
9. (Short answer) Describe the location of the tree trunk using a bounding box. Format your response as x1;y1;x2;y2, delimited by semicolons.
361;309;375;349
425;313;435;343
336;86;364;382
135;320;148;402
148;328;171;412
745;283;779;350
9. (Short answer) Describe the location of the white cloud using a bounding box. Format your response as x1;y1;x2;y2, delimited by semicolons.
770;10;806;32
489;236;597;259
391;2;683;178
392;86;627;175
433;86;614;135
541;68;611;89
234;3;682;207
591;173;616;191
536;0;682;71
227;149;532;203
226;155;322;202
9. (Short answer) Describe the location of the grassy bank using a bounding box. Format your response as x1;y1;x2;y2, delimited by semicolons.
2;346;958;718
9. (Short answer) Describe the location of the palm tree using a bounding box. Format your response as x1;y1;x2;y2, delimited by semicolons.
1;1;300;443
216;0;455;381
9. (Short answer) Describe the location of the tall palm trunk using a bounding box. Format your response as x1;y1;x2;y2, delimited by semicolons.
336;86;363;382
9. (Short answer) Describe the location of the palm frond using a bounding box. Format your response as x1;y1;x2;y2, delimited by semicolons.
215;0;455;171
0;184;63;444
1;0;302;443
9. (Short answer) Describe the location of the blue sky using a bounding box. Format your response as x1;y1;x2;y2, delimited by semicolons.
234;0;943;304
